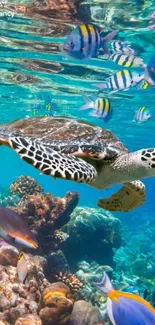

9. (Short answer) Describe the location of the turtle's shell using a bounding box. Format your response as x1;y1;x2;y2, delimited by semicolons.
0;116;128;159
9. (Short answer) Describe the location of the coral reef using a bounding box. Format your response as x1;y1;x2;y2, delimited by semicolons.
13;191;79;254
62;207;122;268
0;245;19;267
55;272;84;293
10;176;43;199
39;282;74;325
15;314;42;325
0;253;48;324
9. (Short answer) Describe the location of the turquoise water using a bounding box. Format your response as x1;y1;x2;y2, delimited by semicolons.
0;1;155;323
1;0;155;217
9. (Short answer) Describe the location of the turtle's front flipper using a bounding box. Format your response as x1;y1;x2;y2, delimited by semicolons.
97;180;146;212
9;136;97;183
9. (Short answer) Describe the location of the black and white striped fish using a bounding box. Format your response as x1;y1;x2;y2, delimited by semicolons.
110;41;135;55
80;95;112;122
93;70;144;94
109;53;146;68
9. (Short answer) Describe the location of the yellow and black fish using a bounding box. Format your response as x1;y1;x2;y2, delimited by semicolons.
80;95;112;122
63;24;118;59
110;53;146;68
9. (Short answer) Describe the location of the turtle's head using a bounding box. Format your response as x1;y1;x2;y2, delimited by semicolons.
126;148;155;179
111;148;155;184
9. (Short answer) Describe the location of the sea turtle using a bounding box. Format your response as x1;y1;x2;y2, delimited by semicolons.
0;116;155;212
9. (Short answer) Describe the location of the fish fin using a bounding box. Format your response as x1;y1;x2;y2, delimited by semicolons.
109;90;118;95
79;95;94;110
93;272;113;294
17;251;28;283
102;30;119;54
92;83;106;92
89;110;98;117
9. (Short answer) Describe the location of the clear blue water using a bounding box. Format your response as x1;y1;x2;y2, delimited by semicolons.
1;0;155;220
0;1;155;321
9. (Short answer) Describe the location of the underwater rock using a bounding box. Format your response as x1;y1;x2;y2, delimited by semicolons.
40;282;74;325
62;207;122;268
68;300;104;325
13;191;79;253
46;250;69;282
15;314;42;325
10;176;43;199
6;0;91;24
0;245;19;266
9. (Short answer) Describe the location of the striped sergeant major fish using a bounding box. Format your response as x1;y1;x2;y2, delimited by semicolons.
80;95;112;122
93;70;144;94
109;53;146;68
93;272;155;325
133;107;151;123
62;24;119;60
110;41;135;55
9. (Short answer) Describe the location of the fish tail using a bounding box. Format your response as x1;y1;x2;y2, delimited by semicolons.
79;95;94;110
102;30;119;54
93;272;113;294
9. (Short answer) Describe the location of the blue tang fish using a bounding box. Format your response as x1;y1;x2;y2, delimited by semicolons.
93;272;155;325
62;24;118;60
133;106;151;123
80;95;112;122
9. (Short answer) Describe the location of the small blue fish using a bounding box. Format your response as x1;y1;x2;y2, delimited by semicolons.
62;24;118;60
93;272;155;325
93;70;144;94
133;107;151;123
80;95;112;122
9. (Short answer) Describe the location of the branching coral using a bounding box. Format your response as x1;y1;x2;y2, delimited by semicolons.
12;191;79;254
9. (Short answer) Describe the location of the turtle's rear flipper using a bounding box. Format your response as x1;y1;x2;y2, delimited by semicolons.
97;180;146;212
9;136;97;183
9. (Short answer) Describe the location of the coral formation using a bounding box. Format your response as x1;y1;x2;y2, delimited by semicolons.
0;253;48;324
55;272;84;293
0;245;19;267
39;282;74;325
10;176;43;199
15;314;42;324
13;191;79;253
62;207;122;268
